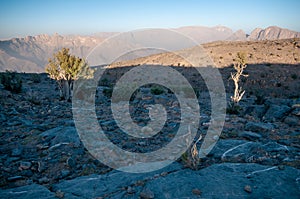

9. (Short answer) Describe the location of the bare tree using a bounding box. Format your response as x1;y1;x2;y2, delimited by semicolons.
230;52;248;104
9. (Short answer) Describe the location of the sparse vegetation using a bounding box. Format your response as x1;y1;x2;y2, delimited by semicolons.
254;92;266;105
291;73;297;80
0;70;22;93
150;86;164;95
45;48;93;101
103;87;113;97
230;52;248;105
181;128;202;170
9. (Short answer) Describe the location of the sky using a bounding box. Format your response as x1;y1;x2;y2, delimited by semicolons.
0;0;300;39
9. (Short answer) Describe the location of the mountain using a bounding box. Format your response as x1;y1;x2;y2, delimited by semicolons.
174;25;233;43
226;29;247;41
108;38;300;68
0;34;112;72
0;26;299;72
248;26;300;40
0;26;235;72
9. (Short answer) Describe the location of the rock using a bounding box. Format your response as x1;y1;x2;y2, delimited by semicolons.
263;105;290;122
3;162;300;199
20;170;33;177
51;162;182;198
0;113;7;122
7;176;23;181
291;107;300;116
140;188;155;199
244;105;266;119
11;147;23;157
209;139;248;158
0;184;55;199
38;177;50;184
126;186;136;194
238;131;262;140
7;120;22;126
61;169;70;178
192;188;202;195
245;122;273;133
55;190;65;199
284;116;299;126
219;141;263;162
264;98;293;106
263;142;289;152
67;157;76;168
143;163;300;198
40;126;81;148
210;139;292;165
244;185;252;193
19;161;32;170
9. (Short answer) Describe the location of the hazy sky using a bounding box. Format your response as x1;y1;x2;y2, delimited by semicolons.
1;0;299;39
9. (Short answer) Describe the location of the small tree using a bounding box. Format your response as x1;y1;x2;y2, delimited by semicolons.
230;52;248;105
46;48;93;101
0;70;22;93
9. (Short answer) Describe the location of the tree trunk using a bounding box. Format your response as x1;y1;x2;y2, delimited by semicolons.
58;79;72;101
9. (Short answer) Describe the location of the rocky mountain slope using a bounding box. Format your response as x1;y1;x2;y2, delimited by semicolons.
248;26;300;41
0;34;108;72
0;66;299;198
0;35;300;197
1;26;299;73
109;38;300;68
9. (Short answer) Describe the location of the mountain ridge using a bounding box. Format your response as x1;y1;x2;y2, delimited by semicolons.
0;26;299;72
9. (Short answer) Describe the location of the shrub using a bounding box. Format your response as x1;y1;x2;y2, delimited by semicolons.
181;133;202;170
291;74;297;80
45;48;94;101
0;71;22;93
227;102;242;114
27;91;41;105
150;86;164;95
254;93;266;105
103;87;113;97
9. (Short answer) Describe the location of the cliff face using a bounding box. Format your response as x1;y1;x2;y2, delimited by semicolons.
248;26;300;41
0;34;109;72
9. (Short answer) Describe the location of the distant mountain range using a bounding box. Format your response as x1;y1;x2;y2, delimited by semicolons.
0;26;299;72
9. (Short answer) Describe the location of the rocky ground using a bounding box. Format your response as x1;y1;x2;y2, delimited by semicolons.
0;62;300;198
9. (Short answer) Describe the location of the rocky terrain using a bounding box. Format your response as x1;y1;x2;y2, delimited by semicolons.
110;38;300;68
0;38;300;198
1;26;299;73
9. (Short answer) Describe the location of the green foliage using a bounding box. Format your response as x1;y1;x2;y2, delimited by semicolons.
45;48;94;101
236;51;247;66
254;93;266;105
291;73;298;80
46;48;92;81
0;71;22;93
150;86;164;95
227;102;242;114
103;87;113;97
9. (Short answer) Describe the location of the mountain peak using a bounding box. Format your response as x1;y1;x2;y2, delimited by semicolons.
248;26;300;40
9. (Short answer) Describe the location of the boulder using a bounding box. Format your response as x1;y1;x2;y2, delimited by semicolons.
263;105;291;122
0;184;55;199
245;122;273;133
40;126;81;148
